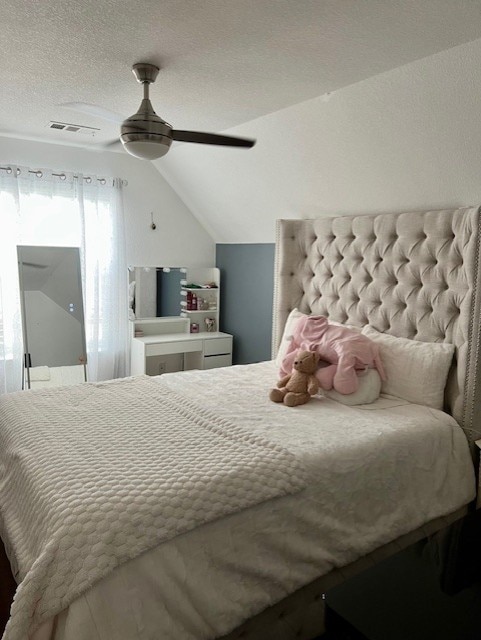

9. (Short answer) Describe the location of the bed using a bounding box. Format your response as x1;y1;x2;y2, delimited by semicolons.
0;206;480;640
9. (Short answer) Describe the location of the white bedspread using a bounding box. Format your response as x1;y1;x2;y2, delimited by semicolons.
9;362;476;640
0;374;306;640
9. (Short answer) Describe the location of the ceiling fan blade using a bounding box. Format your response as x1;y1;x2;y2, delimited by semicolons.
21;262;48;269
102;139;123;150
172;130;256;148
59;102;125;125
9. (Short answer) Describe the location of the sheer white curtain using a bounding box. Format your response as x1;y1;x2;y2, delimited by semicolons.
0;166;129;393
0;168;23;394
79;179;130;381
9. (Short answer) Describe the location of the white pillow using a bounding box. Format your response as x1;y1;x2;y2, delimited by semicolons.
128;280;136;305
275;309;306;367
128;281;136;320
323;369;382;405
361;326;455;410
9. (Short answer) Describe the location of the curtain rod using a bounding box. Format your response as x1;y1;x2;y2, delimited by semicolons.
0;166;128;186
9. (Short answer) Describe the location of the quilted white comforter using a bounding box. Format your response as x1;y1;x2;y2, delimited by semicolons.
1;362;476;640
0;374;306;640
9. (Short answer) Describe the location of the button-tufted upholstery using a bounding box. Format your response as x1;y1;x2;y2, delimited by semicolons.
272;207;481;453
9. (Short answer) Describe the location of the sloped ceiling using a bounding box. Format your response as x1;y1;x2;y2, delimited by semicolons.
157;35;481;242
3;1;481;241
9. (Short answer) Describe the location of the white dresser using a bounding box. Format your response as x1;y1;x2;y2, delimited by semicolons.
130;317;233;376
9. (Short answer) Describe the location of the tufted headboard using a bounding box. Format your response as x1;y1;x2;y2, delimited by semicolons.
272;207;481;454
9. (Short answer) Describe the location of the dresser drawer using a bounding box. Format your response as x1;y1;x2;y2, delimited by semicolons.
203;354;232;370
146;340;202;357
204;337;232;356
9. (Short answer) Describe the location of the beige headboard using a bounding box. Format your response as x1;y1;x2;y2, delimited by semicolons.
272;207;481;453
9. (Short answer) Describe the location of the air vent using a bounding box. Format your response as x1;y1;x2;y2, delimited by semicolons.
47;121;100;135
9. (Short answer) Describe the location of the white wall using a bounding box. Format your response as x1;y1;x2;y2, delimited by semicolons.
157;37;481;243
0;135;215;266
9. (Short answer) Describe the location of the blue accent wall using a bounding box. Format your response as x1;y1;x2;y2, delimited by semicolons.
157;269;183;317
216;244;275;365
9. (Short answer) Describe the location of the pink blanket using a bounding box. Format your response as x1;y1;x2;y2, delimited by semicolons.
280;316;386;395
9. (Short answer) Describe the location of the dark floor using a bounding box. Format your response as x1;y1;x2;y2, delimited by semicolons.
0;539;16;634
324;509;481;640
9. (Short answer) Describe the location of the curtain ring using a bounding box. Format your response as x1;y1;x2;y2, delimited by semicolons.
16;168;21;175
100;178;106;185
6;167;12;174
36;170;43;178
86;177;92;184
59;173;66;181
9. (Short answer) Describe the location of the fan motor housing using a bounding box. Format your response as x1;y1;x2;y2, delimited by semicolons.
120;102;173;160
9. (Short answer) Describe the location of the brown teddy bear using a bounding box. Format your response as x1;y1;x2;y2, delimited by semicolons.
269;350;320;407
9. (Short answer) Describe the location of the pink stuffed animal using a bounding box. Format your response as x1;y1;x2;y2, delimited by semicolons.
280;316;385;395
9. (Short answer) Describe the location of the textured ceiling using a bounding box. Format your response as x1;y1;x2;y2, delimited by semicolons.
2;0;481;148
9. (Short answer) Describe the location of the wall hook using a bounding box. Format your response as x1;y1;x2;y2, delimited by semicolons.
150;212;157;230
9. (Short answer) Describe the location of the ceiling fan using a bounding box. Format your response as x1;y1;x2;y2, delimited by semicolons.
19;262;48;269
62;63;256;161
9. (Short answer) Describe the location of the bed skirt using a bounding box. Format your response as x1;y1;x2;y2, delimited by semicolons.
0;506;470;639
219;505;469;640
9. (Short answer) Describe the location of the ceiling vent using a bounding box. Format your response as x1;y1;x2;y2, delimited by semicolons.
48;121;100;135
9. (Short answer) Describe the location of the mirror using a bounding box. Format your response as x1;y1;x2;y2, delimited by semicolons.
18;246;87;389
129;266;184;319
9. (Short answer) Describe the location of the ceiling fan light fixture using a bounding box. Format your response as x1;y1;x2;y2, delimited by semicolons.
121;137;171;160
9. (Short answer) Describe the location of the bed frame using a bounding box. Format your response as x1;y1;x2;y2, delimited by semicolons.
1;207;480;640
221;206;481;640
